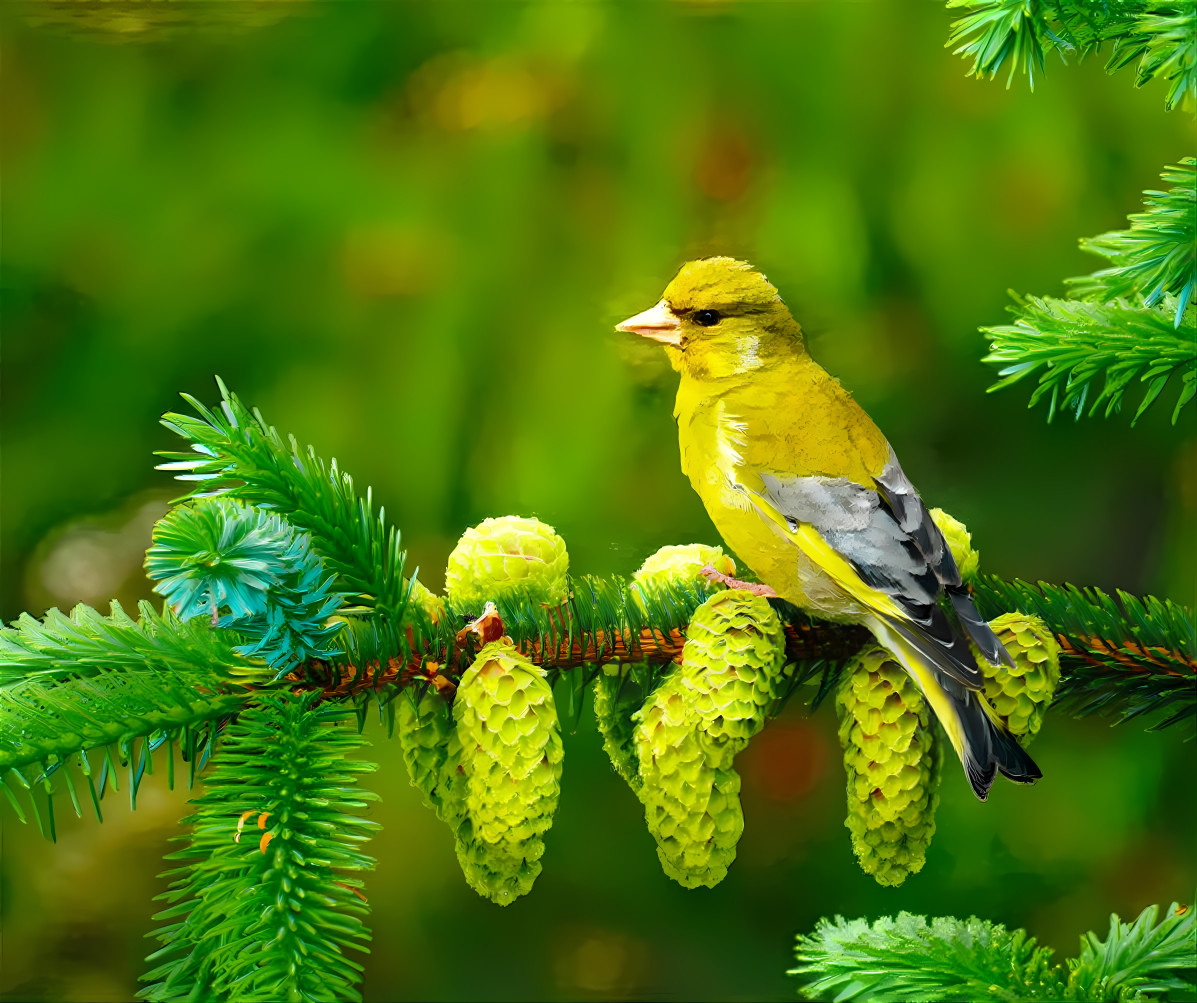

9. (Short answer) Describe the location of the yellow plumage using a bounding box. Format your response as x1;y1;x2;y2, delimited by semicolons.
617;257;1040;800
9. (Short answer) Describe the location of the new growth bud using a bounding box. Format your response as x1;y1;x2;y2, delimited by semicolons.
445;516;569;609
633;543;735;594
982;613;1061;741
928;508;980;583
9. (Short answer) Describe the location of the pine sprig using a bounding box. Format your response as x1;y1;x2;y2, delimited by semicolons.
1069;160;1197;327
982;294;1196;423
1;598;267;687
0;601;264;837
157;377;413;626
946;0;1197;107
946;0;1053;88
146;498;347;670
1108;5;1197;109
141;690;378;1003
972;576;1196;732
790;903;1196;1002
789;911;1066;1002
1074;903;1197;1000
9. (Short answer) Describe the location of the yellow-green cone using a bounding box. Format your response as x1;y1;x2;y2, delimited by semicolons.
409;578;448;626
632;590;786;889
837;646;941;888
928;507;980;584
593;665;644;792
633;675;741;889
680;589;786;744
452;641;563;905
445;516;569;609
397;687;454;813
631;544;735;607
981;613;1061;742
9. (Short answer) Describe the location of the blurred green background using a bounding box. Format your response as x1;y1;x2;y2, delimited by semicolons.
1;2;1193;1001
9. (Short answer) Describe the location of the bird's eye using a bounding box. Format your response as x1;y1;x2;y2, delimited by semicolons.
693;309;721;327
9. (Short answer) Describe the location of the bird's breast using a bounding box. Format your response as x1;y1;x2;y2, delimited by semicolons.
675;389;857;618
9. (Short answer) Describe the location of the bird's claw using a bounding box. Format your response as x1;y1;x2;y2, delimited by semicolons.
698;564;777;598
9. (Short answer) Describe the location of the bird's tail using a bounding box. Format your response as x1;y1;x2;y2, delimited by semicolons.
950;684;1042;800
871;619;1042;801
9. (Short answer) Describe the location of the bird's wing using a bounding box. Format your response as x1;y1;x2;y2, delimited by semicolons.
872;452;1012;669
742;449;1006;687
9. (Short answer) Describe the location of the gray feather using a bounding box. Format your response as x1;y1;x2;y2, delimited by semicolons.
759;450;991;688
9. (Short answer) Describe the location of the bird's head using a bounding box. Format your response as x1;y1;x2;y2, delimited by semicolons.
616;257;803;379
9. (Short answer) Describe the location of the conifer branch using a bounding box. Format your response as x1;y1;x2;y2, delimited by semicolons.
303;573;1194;735
157;376;413;626
141;690;377;1002
946;0;1197;108
1108;4;1197;110
146;498;347;669
0;601;264;837
5;382;1191;848
1069;160;1196;327
984;161;1197;425
1075;902;1197;1000
982;294;1196;423
789;902;1196;1002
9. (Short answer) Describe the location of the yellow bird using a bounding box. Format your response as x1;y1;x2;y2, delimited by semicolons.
616;256;1040;800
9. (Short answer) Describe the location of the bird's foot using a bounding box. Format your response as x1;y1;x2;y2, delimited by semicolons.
699;564;777;598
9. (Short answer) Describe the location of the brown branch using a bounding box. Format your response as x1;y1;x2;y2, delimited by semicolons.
1057;635;1196;677
300;619;873;701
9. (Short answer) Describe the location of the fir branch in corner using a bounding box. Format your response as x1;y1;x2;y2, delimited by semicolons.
157;377;413;625
789;911;1067;1002
0;602;264;837
789;902;1196;1003
141;690;377;1003
946;0;1196;107
1069;159;1196;327
1106;4;1197;110
1073;902;1197;1001
982;294;1196;423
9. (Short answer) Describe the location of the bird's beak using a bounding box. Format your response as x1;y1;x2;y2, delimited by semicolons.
616;300;682;346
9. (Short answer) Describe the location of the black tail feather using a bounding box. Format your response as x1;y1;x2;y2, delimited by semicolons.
957;690;1042;801
991;720;1043;784
870;617;1042;801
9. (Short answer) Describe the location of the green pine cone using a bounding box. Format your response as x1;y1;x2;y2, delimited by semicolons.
630;591;786;889
983;613;1061;742
408;578;448;625
631;544;736;610
397;687;454;814
445;515;569;609
928;507;980;583
633;674;742;888
837;647;941;888
680;589;786;745
452;641;564;905
593;665;644;792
